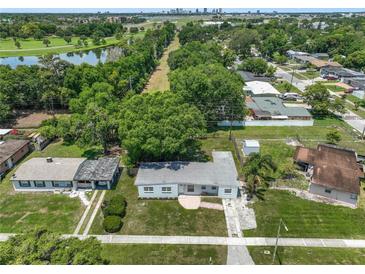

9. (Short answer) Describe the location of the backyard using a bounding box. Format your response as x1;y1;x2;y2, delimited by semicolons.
0;140;102;233
102;244;227;265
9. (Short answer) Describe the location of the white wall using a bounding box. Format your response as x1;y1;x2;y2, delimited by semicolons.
12;180;75;191
218;186;239;198
243;146;260;156
309;183;358;206
353;90;365;100
217;120;314;127
138;184;178;198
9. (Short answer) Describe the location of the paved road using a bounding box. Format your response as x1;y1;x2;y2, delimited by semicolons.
2;233;365;248
275;65;365;134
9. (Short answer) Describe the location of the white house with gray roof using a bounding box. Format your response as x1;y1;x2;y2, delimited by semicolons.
135;151;240;199
11;157;119;191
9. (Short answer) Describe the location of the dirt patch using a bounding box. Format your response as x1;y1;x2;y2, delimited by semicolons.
13;111;69;129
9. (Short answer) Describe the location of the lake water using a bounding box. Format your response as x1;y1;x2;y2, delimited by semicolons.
0;47;121;68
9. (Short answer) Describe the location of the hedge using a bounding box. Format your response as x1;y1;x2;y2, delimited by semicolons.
103;216;123;233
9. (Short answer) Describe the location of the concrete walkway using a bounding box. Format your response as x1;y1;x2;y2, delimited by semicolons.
2;233;365;248
82;190;106;236
200;201;223;210
73;190;99;235
178;195;201;209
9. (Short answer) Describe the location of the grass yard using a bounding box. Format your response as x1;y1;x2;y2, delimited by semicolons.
326;85;346;93
273;81;302;94
102;244;227;265
248;246;365;265
89;169;227;236
143;35;180;93
300;70;320;79
244;190;365;238
0;140;102;233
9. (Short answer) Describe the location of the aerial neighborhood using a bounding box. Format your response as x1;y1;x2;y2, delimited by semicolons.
1;7;365;266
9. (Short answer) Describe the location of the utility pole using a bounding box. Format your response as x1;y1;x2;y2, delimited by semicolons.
272;218;288;264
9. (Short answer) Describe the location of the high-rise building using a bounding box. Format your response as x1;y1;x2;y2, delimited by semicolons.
196;8;199;13
218;8;223;13
204;8;208;13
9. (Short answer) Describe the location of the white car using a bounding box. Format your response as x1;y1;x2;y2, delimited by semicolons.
279;92;303;101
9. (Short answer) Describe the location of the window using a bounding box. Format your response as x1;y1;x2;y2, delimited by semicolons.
19;181;31;187
350;193;357;200
144;187;154;193
52;181;72;188
187;185;195;192
162;187;172;193
324;188;332;194
212;186;217;190
201;186;206;190
224;188;232;194
35;181;46;188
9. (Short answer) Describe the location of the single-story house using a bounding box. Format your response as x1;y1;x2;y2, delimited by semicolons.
243;81;281;97
237;71;272;83
11;157;120;191
0;139;30;178
135;151;240;199
320;67;365;82
344;78;365;99
242;140;260;156
286;50;309;59
294;144;363;207
246;96;313;121
293;55;341;70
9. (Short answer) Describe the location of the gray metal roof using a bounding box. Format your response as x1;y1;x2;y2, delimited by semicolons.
73;157;119;181
11;157;86;181
248;97;312;118
135;151;240;187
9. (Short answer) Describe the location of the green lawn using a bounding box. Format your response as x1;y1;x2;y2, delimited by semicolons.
326;85;346;92
102;244;227;265
0;140;102;233
248;246;365;265
273;81;302;94
300;70;320;79
245;190;365;238
0;33;145;57
89;169;227;236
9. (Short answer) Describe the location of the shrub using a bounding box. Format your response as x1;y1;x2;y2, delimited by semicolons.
103;216;123;233
102;194;126;217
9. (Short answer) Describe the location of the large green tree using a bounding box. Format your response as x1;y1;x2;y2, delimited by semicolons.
303;83;346;115
169;63;245;124
0;229;107;265
119;92;206;165
229;28;259;58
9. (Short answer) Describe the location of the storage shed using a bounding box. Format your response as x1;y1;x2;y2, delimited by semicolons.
242;140;260;156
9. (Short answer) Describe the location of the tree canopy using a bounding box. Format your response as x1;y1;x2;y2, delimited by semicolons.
0;229;107;265
169;63;245;124
119;92;206;165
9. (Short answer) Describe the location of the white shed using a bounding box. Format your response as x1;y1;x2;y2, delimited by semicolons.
242;140;260;156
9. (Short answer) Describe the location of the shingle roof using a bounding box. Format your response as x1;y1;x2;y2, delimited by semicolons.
294;144;363;194
0;139;29;164
73;157;119;181
11;157;86;181
135;151;239;187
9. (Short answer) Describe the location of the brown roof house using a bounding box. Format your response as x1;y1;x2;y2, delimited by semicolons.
294;144;364;207
0;139;30;179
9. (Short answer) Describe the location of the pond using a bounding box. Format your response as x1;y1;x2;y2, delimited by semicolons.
0;47;123;68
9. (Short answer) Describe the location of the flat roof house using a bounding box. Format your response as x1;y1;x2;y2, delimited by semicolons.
11;157;120;191
135;151;240;199
294;144;363;207
0;139;30;178
243;81;281;97
247;96;312;121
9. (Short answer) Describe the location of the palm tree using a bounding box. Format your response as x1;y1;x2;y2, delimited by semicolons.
243;153;277;200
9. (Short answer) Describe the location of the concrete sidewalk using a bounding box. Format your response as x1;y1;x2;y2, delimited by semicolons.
2;233;365;248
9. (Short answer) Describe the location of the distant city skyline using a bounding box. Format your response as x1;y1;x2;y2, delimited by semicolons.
1;8;365;13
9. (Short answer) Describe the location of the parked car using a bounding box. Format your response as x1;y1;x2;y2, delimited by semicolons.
279;92;303;101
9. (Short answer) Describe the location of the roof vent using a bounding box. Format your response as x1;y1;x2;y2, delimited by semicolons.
46;157;53;163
